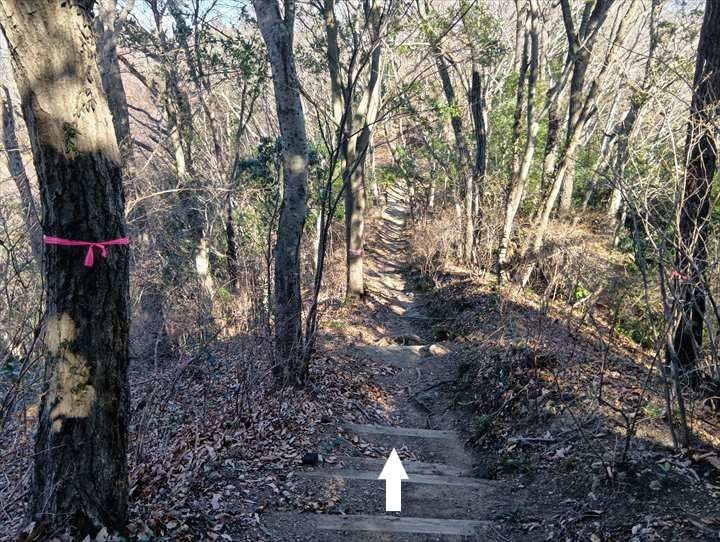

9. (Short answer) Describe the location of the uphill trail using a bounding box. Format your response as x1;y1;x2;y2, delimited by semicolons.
261;189;539;541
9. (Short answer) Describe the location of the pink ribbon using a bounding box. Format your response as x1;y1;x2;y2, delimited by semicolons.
43;235;130;267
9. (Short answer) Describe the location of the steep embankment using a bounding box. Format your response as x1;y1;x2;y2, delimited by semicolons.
404;220;720;540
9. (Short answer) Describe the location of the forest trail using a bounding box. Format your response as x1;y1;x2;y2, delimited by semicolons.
261;189;519;541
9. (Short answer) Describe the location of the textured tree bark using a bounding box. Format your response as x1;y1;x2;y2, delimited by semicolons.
253;0;309;379
344;113;366;297
346;6;383;298
0;2;130;535
672;0;720;377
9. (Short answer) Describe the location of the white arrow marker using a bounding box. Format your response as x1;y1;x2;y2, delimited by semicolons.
378;448;409;512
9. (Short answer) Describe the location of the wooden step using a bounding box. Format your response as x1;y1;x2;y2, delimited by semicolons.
317;514;492;536
341;423;468;466
338;456;468;477
344;423;455;439
261;512;495;539
290;469;508;520
298;468;494;489
355;344;429;368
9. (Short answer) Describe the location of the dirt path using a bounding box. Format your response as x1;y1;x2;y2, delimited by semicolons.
260;190;526;541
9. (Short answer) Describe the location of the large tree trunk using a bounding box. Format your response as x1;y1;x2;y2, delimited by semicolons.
671;0;720;377
344;112;366;297
0;3;130;535
253;0;309;379
346;5;383;298
321;0;383;298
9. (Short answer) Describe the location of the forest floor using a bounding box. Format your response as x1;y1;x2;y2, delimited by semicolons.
246;189;720;541
256;189;527;541
4;190;720;542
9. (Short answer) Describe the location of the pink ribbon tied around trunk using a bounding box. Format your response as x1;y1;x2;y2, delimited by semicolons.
43;235;130;267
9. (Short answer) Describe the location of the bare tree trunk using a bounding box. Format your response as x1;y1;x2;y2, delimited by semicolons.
158;30;215;297
510;19;529;179
607;0;660;229
344;113;366;297
513;0;527;74
432;43;474;261
1;84;41;262
470;68;487;244
497;0;539;274
521;99;589;285
327;0;384;298
607;101;641;227
672;0;720;378
225;192;240;290
322;0;344;129
313;208;322;272
539;97;560;197
368;132;380;206
558;0;617;217
254;0;309;379
581;91;620;211
0;3;130;534
344;49;382;298
520;0;632;285
428;175;436;212
94;0;134;155
366;52;382;208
